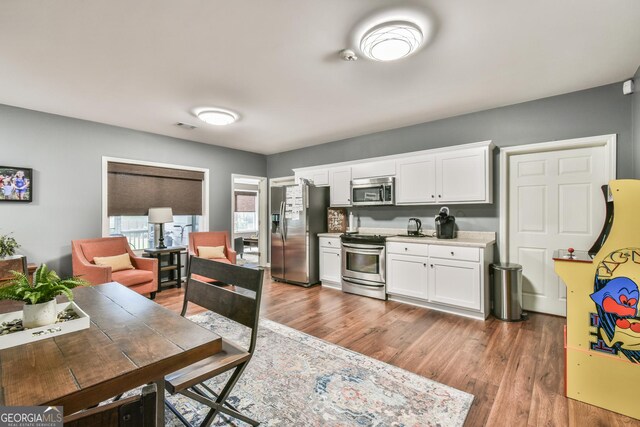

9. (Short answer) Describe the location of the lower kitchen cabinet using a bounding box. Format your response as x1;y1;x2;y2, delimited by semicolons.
386;253;429;300
385;240;493;320
428;258;481;311
319;236;342;288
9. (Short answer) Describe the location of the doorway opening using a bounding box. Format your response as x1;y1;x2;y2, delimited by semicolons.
231;174;268;267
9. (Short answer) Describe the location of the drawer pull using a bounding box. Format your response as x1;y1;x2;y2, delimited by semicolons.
328;241;332;245
451;251;454;256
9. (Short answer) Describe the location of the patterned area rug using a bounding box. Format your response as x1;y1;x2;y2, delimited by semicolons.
163;313;473;426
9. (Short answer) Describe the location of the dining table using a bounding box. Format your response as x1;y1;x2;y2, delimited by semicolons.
0;282;222;426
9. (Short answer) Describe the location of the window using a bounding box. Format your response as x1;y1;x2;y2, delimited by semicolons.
104;158;208;250
234;191;258;233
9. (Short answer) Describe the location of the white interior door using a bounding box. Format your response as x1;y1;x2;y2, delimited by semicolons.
508;146;607;316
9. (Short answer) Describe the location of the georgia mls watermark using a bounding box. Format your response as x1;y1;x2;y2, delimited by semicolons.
0;406;63;427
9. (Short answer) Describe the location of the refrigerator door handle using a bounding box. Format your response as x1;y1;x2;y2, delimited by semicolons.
280;201;286;241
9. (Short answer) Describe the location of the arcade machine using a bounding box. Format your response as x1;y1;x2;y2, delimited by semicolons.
554;180;640;420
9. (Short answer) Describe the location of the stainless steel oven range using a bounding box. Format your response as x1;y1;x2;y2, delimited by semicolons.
340;233;387;300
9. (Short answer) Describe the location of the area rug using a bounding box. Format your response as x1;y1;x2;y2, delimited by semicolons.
163;313;474;426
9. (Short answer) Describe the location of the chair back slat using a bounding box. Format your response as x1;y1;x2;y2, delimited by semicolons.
182;257;264;339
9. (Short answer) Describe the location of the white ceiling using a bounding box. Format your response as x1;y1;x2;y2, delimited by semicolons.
1;0;639;155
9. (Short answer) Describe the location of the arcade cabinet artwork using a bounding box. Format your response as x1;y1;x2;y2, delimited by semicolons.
554;180;640;420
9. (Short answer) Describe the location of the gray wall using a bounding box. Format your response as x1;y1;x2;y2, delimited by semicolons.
634;66;640;177
0;104;266;275
267;82;633;234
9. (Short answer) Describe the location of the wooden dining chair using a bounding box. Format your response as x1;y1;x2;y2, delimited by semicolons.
64;384;156;427
164;256;264;427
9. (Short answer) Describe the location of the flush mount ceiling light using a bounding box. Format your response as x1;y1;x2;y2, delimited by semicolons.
360;20;423;61
196;108;239;126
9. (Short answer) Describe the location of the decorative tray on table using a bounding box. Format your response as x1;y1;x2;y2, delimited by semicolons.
0;302;90;350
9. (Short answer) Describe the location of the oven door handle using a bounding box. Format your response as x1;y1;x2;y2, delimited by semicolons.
341;243;385;250
342;277;385;288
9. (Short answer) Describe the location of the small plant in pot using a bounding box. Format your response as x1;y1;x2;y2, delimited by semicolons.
0;264;88;328
0;233;20;259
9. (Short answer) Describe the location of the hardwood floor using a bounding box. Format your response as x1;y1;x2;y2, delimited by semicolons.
154;275;640;426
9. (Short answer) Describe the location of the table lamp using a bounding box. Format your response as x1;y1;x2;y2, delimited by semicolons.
148;207;173;249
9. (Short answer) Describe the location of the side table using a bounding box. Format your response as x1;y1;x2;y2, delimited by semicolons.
143;246;186;292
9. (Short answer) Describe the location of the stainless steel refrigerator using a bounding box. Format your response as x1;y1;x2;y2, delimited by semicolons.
271;183;328;286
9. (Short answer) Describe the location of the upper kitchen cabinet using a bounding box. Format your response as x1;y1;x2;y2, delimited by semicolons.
435;146;492;203
396;155;436;205
329;166;352;206
351;160;396;179
293;167;329;186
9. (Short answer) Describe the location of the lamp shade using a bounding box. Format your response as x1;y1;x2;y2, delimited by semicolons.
148;207;174;224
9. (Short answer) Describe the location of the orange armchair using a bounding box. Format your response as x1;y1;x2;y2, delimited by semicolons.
71;237;158;299
188;231;236;264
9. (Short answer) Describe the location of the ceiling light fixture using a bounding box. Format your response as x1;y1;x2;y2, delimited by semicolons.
196;108;239;126
360;20;423;62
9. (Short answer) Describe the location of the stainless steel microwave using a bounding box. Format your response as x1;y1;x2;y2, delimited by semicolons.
351;177;395;206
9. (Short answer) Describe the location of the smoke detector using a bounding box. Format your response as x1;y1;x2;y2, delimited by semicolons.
175;122;197;130
339;49;358;61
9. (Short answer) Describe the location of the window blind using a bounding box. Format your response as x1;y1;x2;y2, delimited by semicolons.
234;191;257;213
107;162;205;216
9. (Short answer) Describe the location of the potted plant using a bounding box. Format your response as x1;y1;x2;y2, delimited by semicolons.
0;233;20;259
0;264;88;328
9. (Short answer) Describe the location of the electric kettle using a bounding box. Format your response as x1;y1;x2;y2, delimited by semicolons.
407;218;422;236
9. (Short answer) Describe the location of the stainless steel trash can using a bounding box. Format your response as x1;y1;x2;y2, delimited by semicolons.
491;263;524;321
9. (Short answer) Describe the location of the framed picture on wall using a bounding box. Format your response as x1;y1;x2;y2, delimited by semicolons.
0;166;33;203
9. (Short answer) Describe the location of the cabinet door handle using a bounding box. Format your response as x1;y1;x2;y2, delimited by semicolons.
431;195;435;198
430;264;434;268
438;195;442;198
336;253;340;257
423;263;427;267
404;247;408;251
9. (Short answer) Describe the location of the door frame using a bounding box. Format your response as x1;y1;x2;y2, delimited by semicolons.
498;134;617;263
230;174;268;266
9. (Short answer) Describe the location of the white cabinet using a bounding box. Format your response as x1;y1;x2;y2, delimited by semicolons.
385;240;491;320
395;155;436;204
320;237;341;287
386;253;429;300
428;258;481;311
294;168;329;186
351;160;396;179
436;148;488;203
329;167;352;206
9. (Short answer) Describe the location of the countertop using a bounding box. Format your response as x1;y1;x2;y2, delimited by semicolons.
318;229;496;248
386;232;495;248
